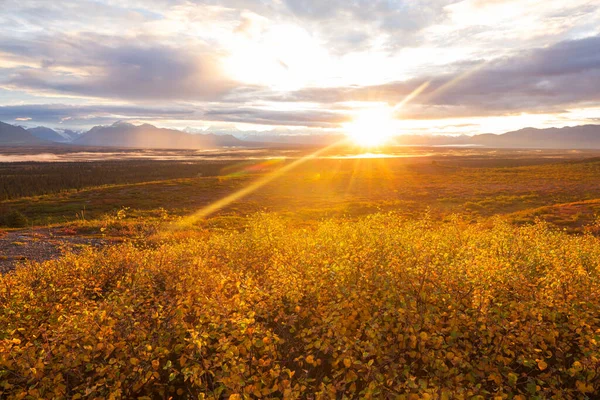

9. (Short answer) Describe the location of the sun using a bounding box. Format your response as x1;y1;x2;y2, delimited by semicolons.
344;107;397;147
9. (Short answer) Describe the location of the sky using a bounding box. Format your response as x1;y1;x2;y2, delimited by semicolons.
0;0;599;138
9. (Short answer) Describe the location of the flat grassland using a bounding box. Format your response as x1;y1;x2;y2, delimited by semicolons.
1;147;600;398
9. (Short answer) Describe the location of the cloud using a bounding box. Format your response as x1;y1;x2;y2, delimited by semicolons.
423;35;600;112
283;0;448;32
0;0;153;36
4;34;599;127
279;0;454;52
1;0;599;133
0;103;351;130
272;35;600;119
0;33;238;101
0;104;195;127
203;107;351;127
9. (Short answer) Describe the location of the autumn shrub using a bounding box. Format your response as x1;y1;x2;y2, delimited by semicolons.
67;206;165;238
0;210;28;228
1;213;599;398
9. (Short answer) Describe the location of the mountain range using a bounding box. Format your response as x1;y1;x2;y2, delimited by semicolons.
0;121;50;145
394;125;600;149
0;121;248;149
2;121;600;149
73;121;245;148
28;127;79;143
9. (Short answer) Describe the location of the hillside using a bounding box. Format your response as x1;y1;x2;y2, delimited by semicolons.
0;121;49;146
27;127;75;143
75;122;246;149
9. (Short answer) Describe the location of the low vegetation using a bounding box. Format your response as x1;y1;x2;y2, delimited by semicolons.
0;160;235;201
1;214;600;398
2;151;600;397
4;156;600;229
0;210;28;228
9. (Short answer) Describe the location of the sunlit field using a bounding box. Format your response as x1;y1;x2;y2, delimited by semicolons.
3;0;600;396
2;146;600;398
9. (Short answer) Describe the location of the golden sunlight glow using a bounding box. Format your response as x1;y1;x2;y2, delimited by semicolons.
175;74;432;223
344;107;397;147
174;141;344;227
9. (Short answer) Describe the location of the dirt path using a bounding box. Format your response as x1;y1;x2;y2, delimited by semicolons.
0;228;112;273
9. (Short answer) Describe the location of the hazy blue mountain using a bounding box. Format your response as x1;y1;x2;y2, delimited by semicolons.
472;125;600;148
4;120;600;149
58;129;81;141
0;121;49;145
27;126;74;143
395;125;600;149
75;122;247;149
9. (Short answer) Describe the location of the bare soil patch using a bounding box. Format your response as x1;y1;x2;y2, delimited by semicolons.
0;228;113;273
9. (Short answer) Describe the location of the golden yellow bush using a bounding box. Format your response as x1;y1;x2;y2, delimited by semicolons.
1;213;599;398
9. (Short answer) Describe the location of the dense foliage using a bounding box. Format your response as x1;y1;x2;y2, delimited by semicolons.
1;214;600;398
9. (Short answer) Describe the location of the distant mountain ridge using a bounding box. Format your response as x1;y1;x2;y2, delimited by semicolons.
3;121;600;149
0;121;49;145
474;125;600;148
395;125;600;149
27;127;77;143
74;121;246;149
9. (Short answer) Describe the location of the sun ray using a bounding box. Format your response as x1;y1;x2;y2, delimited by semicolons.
175;73;434;226
174;141;347;227
418;61;487;105
392;81;431;112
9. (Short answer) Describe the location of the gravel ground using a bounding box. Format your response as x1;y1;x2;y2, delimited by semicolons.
0;228;111;273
